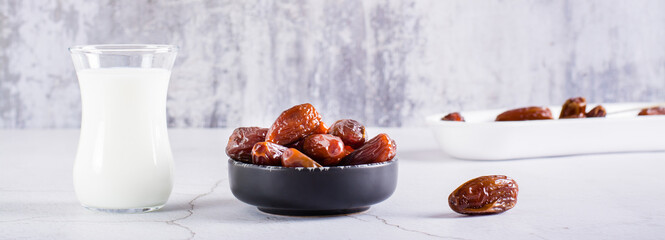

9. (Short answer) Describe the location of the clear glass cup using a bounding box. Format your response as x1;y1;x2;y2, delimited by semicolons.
69;44;177;213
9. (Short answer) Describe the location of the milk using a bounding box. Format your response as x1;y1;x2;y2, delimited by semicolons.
73;68;174;211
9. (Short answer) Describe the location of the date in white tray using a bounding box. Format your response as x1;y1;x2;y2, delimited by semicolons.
426;102;665;160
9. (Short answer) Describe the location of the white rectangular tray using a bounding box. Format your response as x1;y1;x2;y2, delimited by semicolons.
426;102;665;160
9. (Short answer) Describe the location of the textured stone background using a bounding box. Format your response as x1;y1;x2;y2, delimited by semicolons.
1;0;664;128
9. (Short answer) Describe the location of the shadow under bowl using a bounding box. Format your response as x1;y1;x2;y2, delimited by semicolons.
228;158;398;216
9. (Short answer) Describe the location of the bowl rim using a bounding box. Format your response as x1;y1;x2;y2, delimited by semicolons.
228;158;397;171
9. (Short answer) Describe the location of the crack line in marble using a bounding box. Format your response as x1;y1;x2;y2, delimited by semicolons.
360;213;470;240
345;215;370;222
165;178;225;240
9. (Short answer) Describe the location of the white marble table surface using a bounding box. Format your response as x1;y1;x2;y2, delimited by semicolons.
1;128;664;240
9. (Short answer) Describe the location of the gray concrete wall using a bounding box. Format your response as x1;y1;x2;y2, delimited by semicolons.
1;0;664;128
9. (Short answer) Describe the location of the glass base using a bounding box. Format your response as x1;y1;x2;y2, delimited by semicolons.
82;204;164;213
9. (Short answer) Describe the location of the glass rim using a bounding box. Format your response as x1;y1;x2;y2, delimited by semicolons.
68;44;178;54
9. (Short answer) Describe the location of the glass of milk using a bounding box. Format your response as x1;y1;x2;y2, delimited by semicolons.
69;45;177;213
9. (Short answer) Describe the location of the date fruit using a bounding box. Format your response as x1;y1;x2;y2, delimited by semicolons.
302;134;347;166
448;175;518;215
638;106;665;116
344;145;355;155
252;142;288;166
559;97;587;119
226;127;269;162
285;138;305;151
316;121;329;135
586;105;607;118
495;107;553;121
327;119;366;149
266;103;324;146
282;148;323;168
441;112;465;122
339;133;396;166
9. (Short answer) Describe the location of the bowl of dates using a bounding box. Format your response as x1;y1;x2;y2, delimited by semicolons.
226;103;398;216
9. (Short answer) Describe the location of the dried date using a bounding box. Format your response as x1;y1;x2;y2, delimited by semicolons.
344;145;355;155
226;127;269;162
559;97;587;119
586;105;607;118
339;133;396;166
327;119;366;149
252;142;288;166
495;107;553;121
302;134;347;166
265;103;324;146
315;121;329;135
441;112;465;122
448;175;518;215
285;138;305;151
282;148;322;168
638;106;665;116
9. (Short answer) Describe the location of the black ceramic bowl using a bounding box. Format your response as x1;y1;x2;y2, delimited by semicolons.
228;158;398;216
